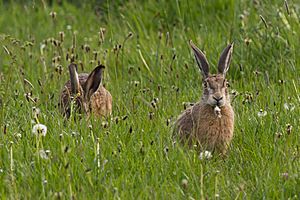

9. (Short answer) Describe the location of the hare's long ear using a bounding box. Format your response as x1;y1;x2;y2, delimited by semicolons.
84;65;105;100
218;43;234;76
190;40;210;78
69;63;81;95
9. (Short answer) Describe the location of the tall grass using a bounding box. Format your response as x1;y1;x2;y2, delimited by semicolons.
0;0;299;199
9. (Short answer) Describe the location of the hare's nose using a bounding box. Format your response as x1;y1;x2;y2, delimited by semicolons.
213;96;223;102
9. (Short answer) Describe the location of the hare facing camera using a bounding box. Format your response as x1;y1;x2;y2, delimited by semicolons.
60;63;112;118
174;41;234;155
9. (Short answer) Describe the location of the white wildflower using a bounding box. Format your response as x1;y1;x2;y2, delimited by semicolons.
199;151;212;160
66;25;72;30
284;103;295;111
257;109;267;117
32;124;47;136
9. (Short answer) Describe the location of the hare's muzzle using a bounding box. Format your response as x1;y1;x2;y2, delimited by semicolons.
213;96;224;107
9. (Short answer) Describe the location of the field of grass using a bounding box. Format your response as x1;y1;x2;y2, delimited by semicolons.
0;0;299;199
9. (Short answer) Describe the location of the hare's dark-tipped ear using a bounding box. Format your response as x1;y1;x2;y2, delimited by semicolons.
190;40;210;78
218;43;234;75
84;65;105;100
69;63;81;95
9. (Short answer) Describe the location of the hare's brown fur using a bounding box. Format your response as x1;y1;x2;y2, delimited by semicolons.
174;41;234;154
59;64;112;118
175;98;234;154
89;86;112;117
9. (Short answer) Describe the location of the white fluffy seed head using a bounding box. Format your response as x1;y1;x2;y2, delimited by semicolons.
32;124;47;136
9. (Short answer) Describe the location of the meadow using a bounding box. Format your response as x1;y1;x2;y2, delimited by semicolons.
0;0;299;199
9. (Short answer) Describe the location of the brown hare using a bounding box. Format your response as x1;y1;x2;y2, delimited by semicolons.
60;63;112;118
174;41;234;155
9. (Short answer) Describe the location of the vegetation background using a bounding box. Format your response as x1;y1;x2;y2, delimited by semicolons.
0;0;299;199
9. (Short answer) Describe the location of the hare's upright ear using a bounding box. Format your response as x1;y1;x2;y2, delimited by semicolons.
84;65;105;100
190;40;210;78
218;43;234;76
69;63;81;95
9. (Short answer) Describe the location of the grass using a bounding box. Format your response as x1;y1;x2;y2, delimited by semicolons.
0;0;299;199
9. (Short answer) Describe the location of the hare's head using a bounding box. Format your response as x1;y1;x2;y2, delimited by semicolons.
68;63;105;115
190;41;233;107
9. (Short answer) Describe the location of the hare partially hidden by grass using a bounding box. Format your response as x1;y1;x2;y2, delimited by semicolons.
60;63;112;118
174;41;234;155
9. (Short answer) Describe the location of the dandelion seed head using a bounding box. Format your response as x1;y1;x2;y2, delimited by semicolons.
32;124;47;136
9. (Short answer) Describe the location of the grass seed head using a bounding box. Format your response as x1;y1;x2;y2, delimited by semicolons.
49;11;57;19
286;124;292;135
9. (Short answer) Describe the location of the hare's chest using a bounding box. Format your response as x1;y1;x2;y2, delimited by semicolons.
197;108;234;143
207;116;233;136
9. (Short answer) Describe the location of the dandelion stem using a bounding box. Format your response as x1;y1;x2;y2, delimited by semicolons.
200;164;204;200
